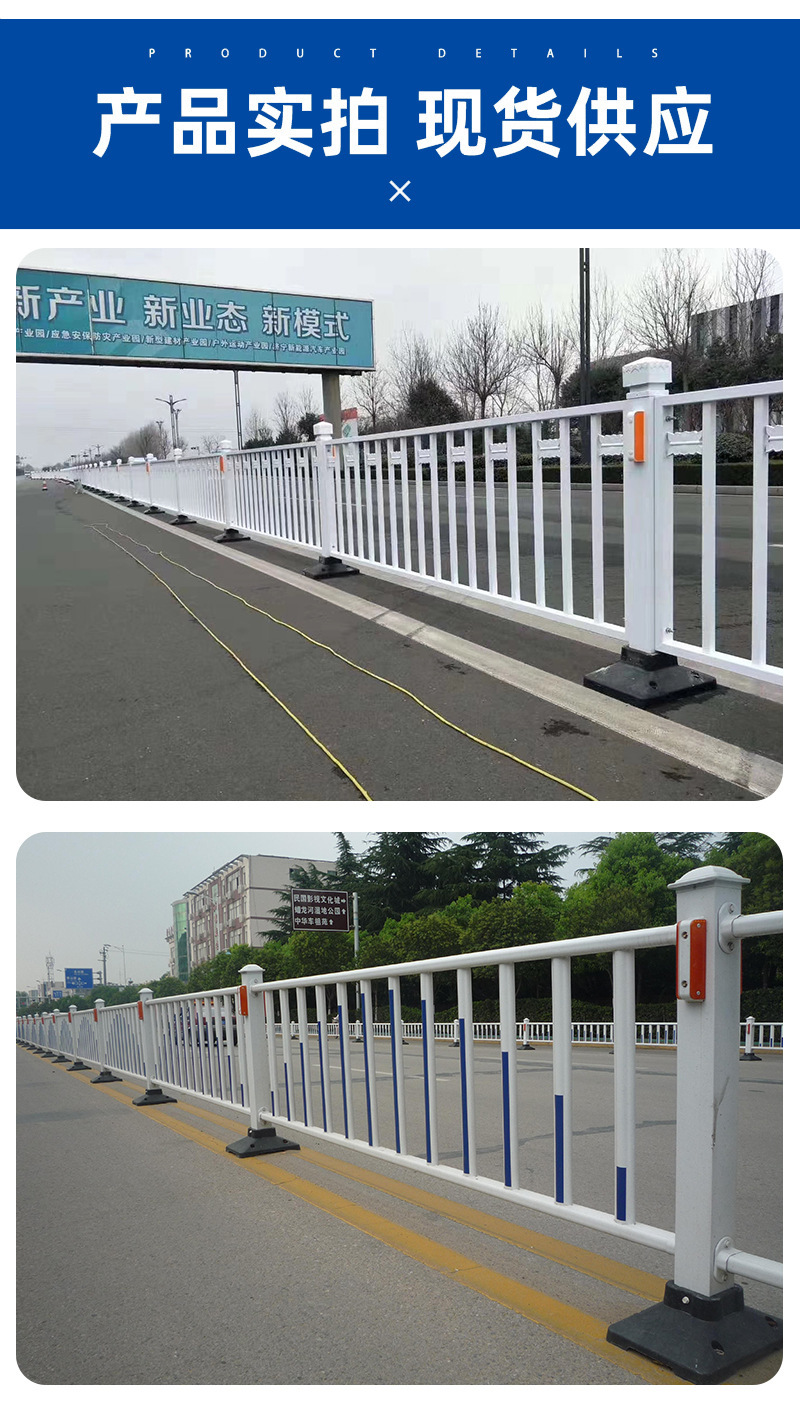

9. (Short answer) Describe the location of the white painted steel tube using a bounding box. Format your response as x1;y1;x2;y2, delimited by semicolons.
336;981;354;1139
360;979;379;1147
551;957;573;1206
278;988;295;1122
612;948;637;1224
715;1246;783;1290
420;972;438;1165
456;967;476;1177
314;985;333;1133
388;975;408;1155
498;963;519;1189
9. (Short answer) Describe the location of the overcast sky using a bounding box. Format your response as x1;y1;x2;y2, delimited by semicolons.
17;830;615;990
15;245;765;467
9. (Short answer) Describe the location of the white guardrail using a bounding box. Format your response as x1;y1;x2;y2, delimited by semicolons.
63;357;782;689
19;866;781;1305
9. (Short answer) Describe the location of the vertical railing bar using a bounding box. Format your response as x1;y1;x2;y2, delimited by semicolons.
387;441;399;567
589;414;605;622
413;435;427;576
420;972;438;1165
559;417;574;615
612;948;636;1223
264;989;281;1118
399;438;412;571
446;431;459;584
700;401;717;656
364;444;375;561
751;395;769;665
498;962;519;1190
532;421;546;604
456;967;477;1177
296;985;311;1126
360;978;379;1147
314;984;332;1133
551;956;573;1205
388;976;408;1154
352;445;365;558
278;988;295;1122
429;433;442;581
375;442;387;565
506;424;520;601
484;427;498;594
336;981;354;1139
465;430;477;589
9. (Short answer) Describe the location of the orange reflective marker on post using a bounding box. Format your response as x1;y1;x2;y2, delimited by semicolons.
676;918;707;1001
633;410;646;463
137;1000;144;1020
219;455;225;474
238;985;249;1017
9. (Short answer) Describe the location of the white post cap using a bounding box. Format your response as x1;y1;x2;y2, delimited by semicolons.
622;357;673;397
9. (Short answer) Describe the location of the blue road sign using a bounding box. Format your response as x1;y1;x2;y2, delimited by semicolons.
64;967;94;989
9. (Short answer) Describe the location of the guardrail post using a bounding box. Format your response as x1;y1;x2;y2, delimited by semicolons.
90;998;122;1082
608;865;781;1383
584;357;716;708
740;1012;761;1062
226;965;299;1157
304;419;359;580
214;439;249;543
131;988;176;1106
144;454;162;514
170;447;194;525
66;1004;90;1070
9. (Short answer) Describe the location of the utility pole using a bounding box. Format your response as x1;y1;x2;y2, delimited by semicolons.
156;395;186;450
99;943;109;985
578;247;591;463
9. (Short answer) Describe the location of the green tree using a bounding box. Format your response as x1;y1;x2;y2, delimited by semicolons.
704;833;782;991
458;832;570;900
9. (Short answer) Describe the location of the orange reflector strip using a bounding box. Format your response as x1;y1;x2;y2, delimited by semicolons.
633;410;645;463
689;918;707;1000
137;1000;144;1020
219;455;225;473
68;1011;72;1023
238;985;249;1017
93;1008;98;1022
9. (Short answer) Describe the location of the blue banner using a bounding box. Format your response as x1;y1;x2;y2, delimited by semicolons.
3;17;797;228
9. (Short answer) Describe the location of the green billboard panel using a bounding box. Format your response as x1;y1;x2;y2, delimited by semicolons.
16;268;374;372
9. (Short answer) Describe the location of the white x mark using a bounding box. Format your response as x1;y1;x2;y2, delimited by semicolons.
389;180;411;202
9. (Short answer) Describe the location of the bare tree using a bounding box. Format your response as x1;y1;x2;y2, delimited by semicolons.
272;391;299;445
568;269;625;361
722;248;779;352
624;249;711;391
354;367;394;432
444;301;523;419
200;433;223;454
521;303;575;409
243;408;271;447
387;328;442;416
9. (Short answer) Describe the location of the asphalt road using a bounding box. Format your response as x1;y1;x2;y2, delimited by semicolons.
17;1044;782;1386
16;480;779;801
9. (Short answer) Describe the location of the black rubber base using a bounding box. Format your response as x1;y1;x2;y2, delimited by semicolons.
584;647;717;708
170;515;195;525
67;1060;91;1071
144;506;163;515
303;555;360;580
52;1054;69;1063
132;1087;177;1106
607;1280;782;1383
740;1052;762;1061
91;1070;122;1083
214;528;250;543
226;1126;300;1158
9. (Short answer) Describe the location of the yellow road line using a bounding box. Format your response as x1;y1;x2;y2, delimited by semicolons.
48;1066;666;1304
84;1077;679;1385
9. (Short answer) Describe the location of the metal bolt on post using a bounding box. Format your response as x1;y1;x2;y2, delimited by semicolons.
303;419;359;580
226;965;299;1157
607;865;782;1383
131;988;176;1106
214;439;249;543
584;358;716;708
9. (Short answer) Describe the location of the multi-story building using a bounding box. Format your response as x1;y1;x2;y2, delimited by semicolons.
691;292;783;354
166;853;338;975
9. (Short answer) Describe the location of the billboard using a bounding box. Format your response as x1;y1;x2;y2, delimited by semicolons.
290;888;350;932
16;268;374;373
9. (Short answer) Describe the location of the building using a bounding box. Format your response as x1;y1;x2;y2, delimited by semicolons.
691;292;783;354
166;853;338;975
